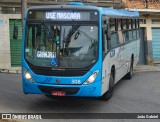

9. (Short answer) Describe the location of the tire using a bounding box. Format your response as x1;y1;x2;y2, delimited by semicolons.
124;60;133;79
100;73;114;101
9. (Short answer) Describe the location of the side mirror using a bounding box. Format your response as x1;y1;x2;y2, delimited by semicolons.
13;23;18;39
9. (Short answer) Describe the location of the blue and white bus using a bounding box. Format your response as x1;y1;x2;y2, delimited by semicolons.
22;2;140;100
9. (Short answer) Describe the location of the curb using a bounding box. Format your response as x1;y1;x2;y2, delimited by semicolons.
134;68;160;72
134;70;160;72
0;69;21;74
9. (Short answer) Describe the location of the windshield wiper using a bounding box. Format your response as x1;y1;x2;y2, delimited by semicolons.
62;24;80;47
78;30;97;47
42;22;55;43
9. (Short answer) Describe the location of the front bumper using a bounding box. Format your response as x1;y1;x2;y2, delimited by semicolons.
23;79;102;97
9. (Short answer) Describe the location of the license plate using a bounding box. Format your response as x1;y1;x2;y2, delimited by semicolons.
51;91;65;96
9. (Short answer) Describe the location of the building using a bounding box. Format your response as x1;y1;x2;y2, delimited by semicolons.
123;0;160;65
0;0;122;72
1;0;159;72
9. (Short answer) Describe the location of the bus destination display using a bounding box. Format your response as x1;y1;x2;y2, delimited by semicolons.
28;10;98;21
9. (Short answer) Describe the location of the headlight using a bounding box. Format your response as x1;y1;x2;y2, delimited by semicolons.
24;70;34;82
84;70;99;85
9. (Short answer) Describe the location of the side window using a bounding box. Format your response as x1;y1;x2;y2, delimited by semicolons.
110;18;119;48
124;30;129;42
128;19;133;41
122;19;127;30
137;29;140;39
102;27;109;53
102;15;109;53
133;19;137;40
128;19;132;29
133;29;137;40
134;19;137;29
118;19;123;45
111;32;119;47
124;19;129;42
137;19;140;39
118;19;121;31
110;18;116;31
138;19;140;28
118;31;123;45
128;29;133;41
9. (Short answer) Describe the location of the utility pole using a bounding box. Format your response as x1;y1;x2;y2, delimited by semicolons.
22;0;27;32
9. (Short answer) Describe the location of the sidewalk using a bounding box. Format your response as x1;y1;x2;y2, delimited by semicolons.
134;65;160;72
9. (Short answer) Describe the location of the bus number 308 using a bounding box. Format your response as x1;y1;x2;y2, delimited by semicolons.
71;80;81;84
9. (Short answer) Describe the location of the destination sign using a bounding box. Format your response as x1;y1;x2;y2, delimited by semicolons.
28;10;98;21
46;12;81;20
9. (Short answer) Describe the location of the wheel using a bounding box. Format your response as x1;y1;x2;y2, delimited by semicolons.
124;60;133;79
100;73;114;100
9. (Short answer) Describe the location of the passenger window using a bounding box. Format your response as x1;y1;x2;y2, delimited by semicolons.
128;19;132;29
122;19;127;30
133;29;137;40
134;19;137;28
124;30;129;42
110;18;119;47
110;18;116;31
118;19;121;31
137;19;140;28
137;29;140;39
126;19;129;29
129;30;133;41
111;32;118;47
118;31;123;45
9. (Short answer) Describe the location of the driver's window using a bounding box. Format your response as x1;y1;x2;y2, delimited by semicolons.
102;15;110;54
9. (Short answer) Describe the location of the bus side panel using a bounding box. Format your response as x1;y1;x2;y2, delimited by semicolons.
123;40;139;74
101;54;110;95
102;39;140;95
101;47;126;95
114;46;127;84
123;41;136;72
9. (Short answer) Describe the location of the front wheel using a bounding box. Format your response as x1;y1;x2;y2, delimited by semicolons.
100;74;114;101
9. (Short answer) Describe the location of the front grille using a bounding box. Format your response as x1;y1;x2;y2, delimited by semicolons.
38;86;80;95
31;68;88;76
26;60;91;76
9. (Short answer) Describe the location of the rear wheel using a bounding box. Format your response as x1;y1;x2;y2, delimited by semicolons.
100;73;114;100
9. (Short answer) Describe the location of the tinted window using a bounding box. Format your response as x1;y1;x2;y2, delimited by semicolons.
110;18;116;31
111;32;118;47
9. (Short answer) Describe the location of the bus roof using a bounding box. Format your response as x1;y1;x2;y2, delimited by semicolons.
28;2;139;18
102;8;139;18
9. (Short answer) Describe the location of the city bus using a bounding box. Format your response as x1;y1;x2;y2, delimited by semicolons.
21;2;140;100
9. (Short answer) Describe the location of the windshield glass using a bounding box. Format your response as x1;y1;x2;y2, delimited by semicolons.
25;22;98;68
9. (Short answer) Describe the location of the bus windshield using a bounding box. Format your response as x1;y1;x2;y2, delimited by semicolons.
25;22;98;68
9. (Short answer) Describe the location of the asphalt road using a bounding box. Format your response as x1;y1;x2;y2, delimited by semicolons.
0;72;160;122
